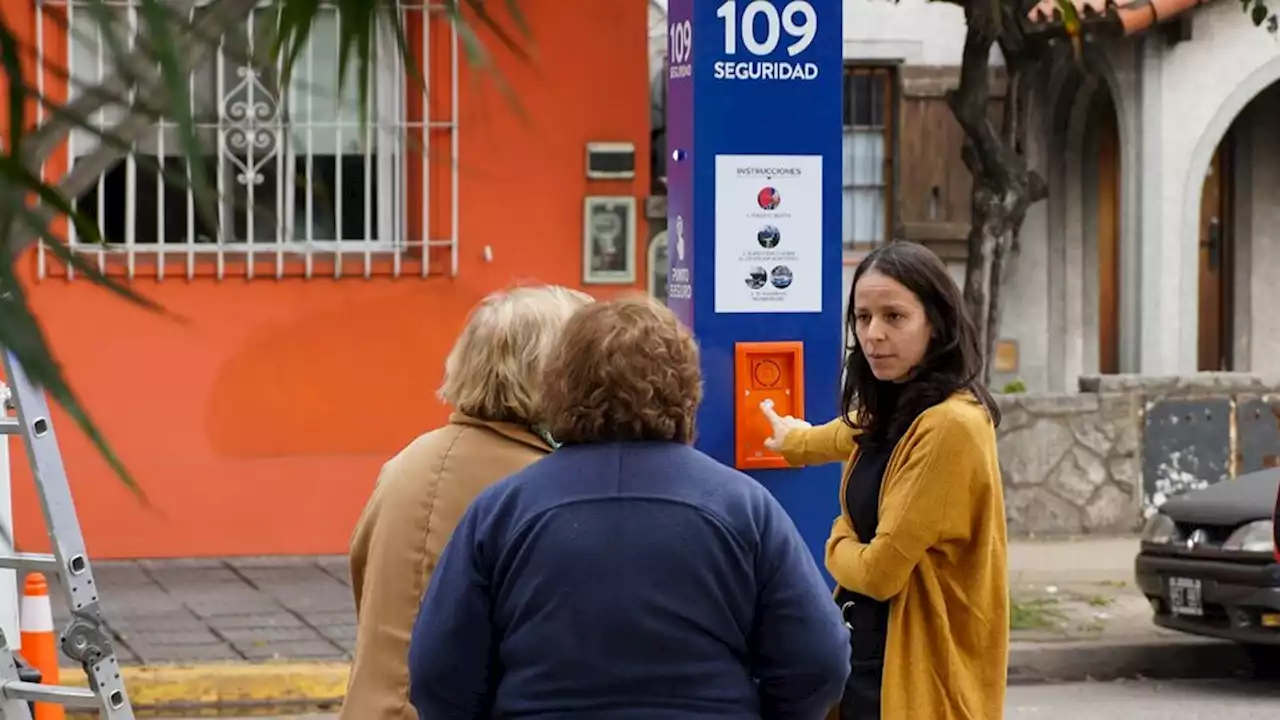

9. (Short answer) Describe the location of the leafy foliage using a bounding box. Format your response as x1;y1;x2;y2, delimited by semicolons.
1243;0;1280;33
0;0;527;493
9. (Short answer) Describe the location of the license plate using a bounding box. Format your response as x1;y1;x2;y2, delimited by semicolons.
1169;576;1203;617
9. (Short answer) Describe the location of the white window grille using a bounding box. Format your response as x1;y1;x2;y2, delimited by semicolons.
33;0;459;280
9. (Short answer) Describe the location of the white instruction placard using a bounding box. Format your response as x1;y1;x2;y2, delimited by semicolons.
713;154;823;314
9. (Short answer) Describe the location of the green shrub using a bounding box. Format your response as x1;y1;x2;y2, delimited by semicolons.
999;378;1027;394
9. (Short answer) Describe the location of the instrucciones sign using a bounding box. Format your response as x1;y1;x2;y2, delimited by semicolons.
714;154;823;313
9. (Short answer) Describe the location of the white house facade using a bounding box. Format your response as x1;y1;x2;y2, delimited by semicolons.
651;1;1280;392
1004;0;1280;391
839;0;1280;391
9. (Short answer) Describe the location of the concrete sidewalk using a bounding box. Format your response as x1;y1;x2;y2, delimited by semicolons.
47;555;355;712
36;536;1258;715
48;556;356;666
1005;536;1257;684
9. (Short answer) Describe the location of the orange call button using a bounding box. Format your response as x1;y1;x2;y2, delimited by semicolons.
733;341;805;471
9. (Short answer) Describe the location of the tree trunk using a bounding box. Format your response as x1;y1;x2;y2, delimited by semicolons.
962;188;1014;385
948;0;1048;385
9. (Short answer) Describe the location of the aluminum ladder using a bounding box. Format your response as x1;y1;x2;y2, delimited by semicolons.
0;349;134;718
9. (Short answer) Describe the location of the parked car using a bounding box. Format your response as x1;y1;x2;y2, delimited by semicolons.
1135;467;1280;672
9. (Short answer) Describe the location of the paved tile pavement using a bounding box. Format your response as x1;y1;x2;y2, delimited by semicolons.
44;556;355;667
25;537;1147;669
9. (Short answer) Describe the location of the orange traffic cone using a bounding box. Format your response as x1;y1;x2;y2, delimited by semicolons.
20;572;63;720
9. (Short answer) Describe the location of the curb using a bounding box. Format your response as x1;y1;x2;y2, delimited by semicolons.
62;661;350;715
1007;636;1256;684
51;638;1255;714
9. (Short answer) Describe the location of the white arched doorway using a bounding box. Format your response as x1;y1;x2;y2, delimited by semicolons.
1182;62;1280;372
1043;42;1133;388
1126;0;1280;374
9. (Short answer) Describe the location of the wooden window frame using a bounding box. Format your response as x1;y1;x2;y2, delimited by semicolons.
841;63;899;251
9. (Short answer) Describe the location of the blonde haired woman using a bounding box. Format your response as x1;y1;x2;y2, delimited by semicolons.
341;284;593;720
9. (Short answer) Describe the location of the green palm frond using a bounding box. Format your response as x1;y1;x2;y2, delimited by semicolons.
0;0;532;495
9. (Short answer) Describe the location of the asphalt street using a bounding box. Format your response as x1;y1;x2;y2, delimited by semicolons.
1006;679;1280;718
156;680;1280;718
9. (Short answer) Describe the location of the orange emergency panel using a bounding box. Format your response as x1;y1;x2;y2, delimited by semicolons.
733;341;805;470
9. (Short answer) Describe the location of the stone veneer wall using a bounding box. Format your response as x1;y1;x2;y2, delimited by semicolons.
994;373;1280;537
996;392;1141;536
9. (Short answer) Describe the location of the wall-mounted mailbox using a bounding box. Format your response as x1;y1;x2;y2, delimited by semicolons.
585;142;637;180
734;341;805;471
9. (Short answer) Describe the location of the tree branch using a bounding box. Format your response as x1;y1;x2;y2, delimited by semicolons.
1001;67;1020;150
951;0;1054;380
946;2;1007;190
1002;56;1049;208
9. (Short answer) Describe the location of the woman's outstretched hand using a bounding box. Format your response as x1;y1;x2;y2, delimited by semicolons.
760;399;811;452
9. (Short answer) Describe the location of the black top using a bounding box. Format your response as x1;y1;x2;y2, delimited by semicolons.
839;440;895;648
844;384;905;545
838;384;907;653
835;384;935;719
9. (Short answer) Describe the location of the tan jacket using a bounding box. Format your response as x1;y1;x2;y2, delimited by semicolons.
340;413;552;720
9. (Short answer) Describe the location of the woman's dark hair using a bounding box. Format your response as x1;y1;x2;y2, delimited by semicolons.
840;241;1000;445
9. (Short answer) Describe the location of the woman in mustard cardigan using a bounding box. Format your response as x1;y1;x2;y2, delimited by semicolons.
762;241;1008;720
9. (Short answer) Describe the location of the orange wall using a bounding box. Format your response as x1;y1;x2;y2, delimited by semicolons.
1;0;651;558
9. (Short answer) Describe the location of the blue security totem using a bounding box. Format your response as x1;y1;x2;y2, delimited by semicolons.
666;0;845;581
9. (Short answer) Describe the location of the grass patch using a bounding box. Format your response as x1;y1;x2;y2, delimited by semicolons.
1010;597;1067;631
